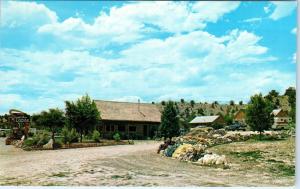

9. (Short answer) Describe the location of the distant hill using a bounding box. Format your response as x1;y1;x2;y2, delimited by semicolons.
156;93;291;119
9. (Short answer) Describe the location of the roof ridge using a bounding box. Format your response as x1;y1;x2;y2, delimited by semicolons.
94;99;156;105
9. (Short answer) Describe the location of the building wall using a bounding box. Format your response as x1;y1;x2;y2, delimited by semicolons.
234;111;246;123
272;117;292;129
99;120;160;139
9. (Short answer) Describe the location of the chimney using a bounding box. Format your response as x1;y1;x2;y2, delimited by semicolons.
138;99;140;112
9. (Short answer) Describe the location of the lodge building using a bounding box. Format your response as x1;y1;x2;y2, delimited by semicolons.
95;100;161;139
271;109;291;130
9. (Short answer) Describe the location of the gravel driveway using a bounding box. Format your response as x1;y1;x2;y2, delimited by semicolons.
0;138;294;186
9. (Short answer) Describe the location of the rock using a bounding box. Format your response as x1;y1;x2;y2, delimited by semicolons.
172;144;193;159
212;134;221;138
198;153;228;166
43;139;53;149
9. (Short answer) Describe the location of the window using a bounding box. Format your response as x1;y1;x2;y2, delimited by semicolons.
118;125;125;132
106;124;114;132
129;126;136;132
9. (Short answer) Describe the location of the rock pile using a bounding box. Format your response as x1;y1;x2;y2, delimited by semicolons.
158;128;285;168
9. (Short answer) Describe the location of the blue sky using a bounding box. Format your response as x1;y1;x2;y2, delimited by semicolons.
0;1;297;114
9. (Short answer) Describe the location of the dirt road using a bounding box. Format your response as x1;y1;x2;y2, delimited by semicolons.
0;138;294;186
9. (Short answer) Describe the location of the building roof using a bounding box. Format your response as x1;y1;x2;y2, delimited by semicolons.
271;109;281;116
95;100;161;123
189;115;220;124
271;109;288;117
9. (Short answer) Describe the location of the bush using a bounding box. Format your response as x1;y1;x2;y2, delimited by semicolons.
23;138;35;147
23;131;50;147
61;127;79;144
211;123;223;130
35;132;50;147
92;130;101;142
113;132;121;142
61;127;70;144
53;140;63;149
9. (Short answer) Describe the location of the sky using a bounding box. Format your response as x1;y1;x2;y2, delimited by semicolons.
0;1;297;114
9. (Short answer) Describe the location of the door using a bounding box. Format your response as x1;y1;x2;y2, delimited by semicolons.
143;125;148;137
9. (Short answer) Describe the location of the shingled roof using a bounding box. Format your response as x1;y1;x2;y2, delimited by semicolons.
189;115;220;124
95;100;161;123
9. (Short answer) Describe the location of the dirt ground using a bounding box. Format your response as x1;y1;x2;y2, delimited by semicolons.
0;137;295;186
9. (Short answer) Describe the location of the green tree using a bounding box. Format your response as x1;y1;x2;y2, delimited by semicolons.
246;94;274;139
197;108;205;116
190;100;195;108
284;87;296;122
161;101;166;106
65;94;101;142
239;101;243;105
230;100;235;106
180;98;185;104
37;108;65;143
224;114;233;125
159;101;180;138
213;101;219;105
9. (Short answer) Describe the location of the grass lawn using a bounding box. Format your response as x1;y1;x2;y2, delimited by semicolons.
209;137;295;178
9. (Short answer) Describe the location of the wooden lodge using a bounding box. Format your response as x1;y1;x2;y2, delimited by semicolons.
95;100;161;139
271;109;291;130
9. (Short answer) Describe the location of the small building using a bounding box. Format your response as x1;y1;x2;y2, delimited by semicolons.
234;109;246;124
189;115;225;127
271;109;291;129
95;100;161;139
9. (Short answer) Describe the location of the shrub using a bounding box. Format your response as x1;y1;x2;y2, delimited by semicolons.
35;132;51;147
92;130;101;142
61;127;79;144
23;138;35;147
23;131;50;147
53;140;63;149
61;127;70;144
113;132;121;142
211;123;223;130
69;128;79;143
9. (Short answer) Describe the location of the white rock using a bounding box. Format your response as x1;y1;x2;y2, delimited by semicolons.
43;139;53;149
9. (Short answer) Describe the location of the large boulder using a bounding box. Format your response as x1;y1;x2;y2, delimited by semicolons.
197;153;229;167
43;139;53;149
172;144;193;159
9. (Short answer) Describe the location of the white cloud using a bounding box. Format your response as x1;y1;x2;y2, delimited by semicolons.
243;17;262;23
264;5;271;14
292;53;296;64
1;1;57;28
37;1;240;47
291;27;297;34
0;27;279;113
269;2;296;20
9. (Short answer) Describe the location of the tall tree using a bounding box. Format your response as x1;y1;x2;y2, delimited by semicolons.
159;101;180;138
190;100;195;108
37;108;65;143
65;94;101;142
284;87;296;122
246;94;274;139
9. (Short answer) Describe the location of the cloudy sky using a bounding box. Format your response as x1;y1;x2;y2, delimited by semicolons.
0;1;297;114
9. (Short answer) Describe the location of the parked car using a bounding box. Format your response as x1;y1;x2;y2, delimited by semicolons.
225;122;246;131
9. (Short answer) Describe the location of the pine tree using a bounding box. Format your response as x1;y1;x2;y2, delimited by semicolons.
246;94;274;139
159;101;180;138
